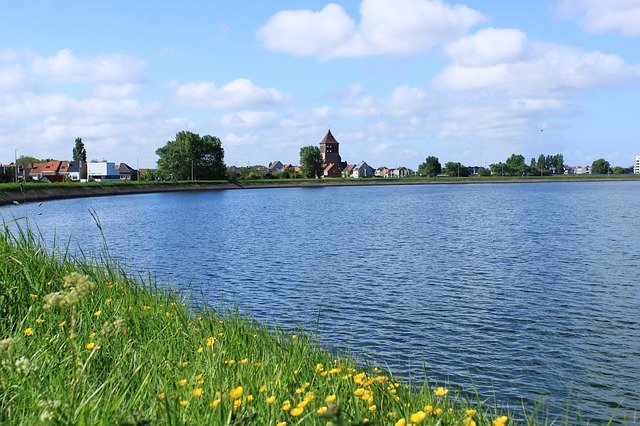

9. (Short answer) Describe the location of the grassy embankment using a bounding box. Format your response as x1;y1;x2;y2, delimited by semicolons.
1;222;529;425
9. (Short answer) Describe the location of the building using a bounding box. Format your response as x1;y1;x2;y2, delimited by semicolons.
634;155;640;174
352;161;375;178
87;162;120;182
267;161;284;174
115;163;138;181
59;161;87;181
29;161;64;182
319;130;346;178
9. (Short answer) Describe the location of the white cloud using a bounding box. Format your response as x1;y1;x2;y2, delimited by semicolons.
445;28;527;66
92;83;140;100
436;39;640;92
174;78;286;109
32;48;145;82
0;64;34;92
557;0;640;36
257;0;486;60
216;110;279;128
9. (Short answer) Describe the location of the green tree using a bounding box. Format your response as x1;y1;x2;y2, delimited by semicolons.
156;131;226;180
443;162;469;177
418;156;441;177
477;167;491;177
611;166;628;174
554;154;564;174
72;137;87;162
16;155;41;167
591;158;610;175
506;154;529;175
299;146;324;178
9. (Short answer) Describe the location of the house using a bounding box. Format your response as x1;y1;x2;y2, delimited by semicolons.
352;161;375;178
342;164;356;178
571;166;591;175
634;155;640;174
319;130;345;178
59;161;86;181
29;161;64;182
267;161;284;174
115;163;138;181
392;167;413;177
87;161;120;182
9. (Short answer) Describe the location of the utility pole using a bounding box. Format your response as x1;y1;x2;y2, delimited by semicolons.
14;149;18;183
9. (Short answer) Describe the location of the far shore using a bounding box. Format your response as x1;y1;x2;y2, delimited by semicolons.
1;175;639;206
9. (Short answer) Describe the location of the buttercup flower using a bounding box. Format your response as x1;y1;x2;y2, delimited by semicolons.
23;328;33;336
230;386;243;399
493;416;508;426
325;394;336;403
410;410;427;424
290;407;303;416
266;395;276;404
434;387;448;397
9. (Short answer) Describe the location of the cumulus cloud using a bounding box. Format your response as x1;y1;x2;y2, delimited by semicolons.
216;110;279;128
557;0;640;36
32;48;145;82
257;0;486;60
173;78;286;109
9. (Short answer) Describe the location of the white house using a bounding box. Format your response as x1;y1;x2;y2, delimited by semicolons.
87;162;120;182
351;161;375;178
634;155;640;174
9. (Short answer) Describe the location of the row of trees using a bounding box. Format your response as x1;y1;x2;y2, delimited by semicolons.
419;153;620;177
155;131;226;181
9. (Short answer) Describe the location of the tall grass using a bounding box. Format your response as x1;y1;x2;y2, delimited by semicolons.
1;222;520;425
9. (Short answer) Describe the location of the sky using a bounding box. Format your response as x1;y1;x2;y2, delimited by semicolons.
1;0;639;169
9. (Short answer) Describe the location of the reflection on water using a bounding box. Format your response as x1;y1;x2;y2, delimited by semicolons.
2;181;639;423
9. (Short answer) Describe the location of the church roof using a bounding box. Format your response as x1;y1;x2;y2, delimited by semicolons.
319;129;339;145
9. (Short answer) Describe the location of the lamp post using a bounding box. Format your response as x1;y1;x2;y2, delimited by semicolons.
14;149;18;183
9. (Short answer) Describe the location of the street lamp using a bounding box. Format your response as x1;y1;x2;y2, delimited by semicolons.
14;149;18;183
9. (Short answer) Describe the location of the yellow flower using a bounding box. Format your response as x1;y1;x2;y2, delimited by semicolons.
230;386;243;399
233;398;242;410
105;298;112;304
387;411;397;418
410;410;427;424
225;359;236;366
466;409;477;416
210;399;221;409
434;407;444;416
176;379;188;387
85;342;96;350
157;391;166;400
276;422;287;426
23;327;33;336
35;318;44;325
493;415;508;426
315;363;324;372
206;336;216;346
369;405;377;412
142;305;151;311
290;407;303;416
29;293;38;300
325;394;336;403
317;406;328;414
58;321;66;327
192;388;204;397
281;400;291;411
179;400;188;408
247;395;254;403
266;395;276;404
94;310;102;317
195;347;204;354
464;418;477;426
434;386;448;397
259;385;267;393
291;334;297;341
354;388;365;396
395;419;407;426
423;405;433;413
194;373;204;384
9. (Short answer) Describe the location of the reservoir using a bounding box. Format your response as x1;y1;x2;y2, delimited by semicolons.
2;181;639;423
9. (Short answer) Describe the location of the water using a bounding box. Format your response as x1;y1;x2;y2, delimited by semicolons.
2;181;639;423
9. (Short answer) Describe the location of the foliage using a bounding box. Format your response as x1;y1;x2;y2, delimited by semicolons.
611;166;629;174
139;169;158;181
418;156;441;177
476;167;491;177
72;137;87;162
0;223;521;425
156;131;226;181
299;146;324;179
16;155;41;168
443;162;470;177
591;158;610;175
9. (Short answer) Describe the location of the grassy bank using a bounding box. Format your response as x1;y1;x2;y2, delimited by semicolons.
2;223;523;425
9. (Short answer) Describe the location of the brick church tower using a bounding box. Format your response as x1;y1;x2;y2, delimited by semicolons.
319;130;344;177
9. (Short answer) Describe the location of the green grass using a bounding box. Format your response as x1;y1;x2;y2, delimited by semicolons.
0;222;582;425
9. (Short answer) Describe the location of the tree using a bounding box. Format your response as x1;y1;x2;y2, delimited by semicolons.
443;162;469;177
299;146;324;178
418;156;441;177
16;155;41;167
554;154;564;174
156;131;226;180
505;154;529;176
591;158;610;175
477;167;491;177
72;137;87;162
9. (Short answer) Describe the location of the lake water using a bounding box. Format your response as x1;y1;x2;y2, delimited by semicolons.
2;181;639;423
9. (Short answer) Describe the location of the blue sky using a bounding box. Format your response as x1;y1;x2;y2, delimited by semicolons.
1;0;639;169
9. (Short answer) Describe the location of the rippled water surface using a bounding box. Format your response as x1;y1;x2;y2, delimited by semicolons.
3;181;639;423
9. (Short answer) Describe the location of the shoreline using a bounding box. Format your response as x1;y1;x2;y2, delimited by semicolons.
1;175;638;206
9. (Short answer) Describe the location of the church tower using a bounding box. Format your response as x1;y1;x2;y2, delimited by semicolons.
319;130;343;177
